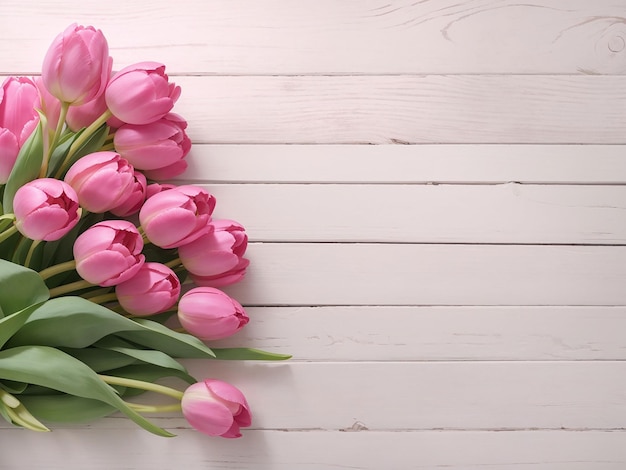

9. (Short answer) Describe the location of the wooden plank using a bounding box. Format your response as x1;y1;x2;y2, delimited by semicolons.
2;0;625;75
205;183;626;244
1;429;625;470
180;144;626;184
223;243;626;306
169;75;626;144
213;306;626;361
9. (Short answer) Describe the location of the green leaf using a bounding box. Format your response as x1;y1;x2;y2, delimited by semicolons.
19;394;116;423
54;124;109;179
0;260;49;317
119;318;215;359
107;364;195;397
6;297;142;348
45;130;77;179
0;380;27;394
60;347;138;372
94;337;189;375
3;118;44;213
0;303;42;349
211;348;292;361
0;345;174;437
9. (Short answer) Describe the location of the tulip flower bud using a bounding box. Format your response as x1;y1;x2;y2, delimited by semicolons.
113;113;191;171
115;262;180;316
64;151;136;213
142;159;188;181
0;77;40;183
139;185;215;249
181;379;251;438
145;182;175;200
105;62;180;125
41;24;112;105
13;178;81;241
177;287;249;340
73;220;145;287
179;219;250;288
109;170;147;217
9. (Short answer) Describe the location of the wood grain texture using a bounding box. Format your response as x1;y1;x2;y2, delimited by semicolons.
212;306;626;361
205;183;626;244
180;144;626;184
1;0;625;75
170;75;626;144
223;243;626;306
1;430;625;470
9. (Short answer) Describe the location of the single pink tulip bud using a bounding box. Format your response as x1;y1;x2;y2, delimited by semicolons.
110;170;147;217
13;178;81;241
64;151;135;213
139;185;215;249
179;219;250;288
115;262;180;316
142;159;188;181
113;113;191;171
41;24;112;105
181;379;251;438
145;182;176;199
0;77;40;183
177;287;249;341
73;220;145;287
105;62;180;125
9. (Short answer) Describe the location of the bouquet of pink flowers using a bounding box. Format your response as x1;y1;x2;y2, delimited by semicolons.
0;24;287;438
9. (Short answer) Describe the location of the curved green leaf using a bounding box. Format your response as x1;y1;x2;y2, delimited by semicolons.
94;337;188;374
19;394;116;423
119;318;215;359
0;345;174;437
3;118;44;213
60;347;138;373
0;303;42;349
0;260;49;317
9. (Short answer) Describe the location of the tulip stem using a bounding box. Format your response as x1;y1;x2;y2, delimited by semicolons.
39;259;76;280
0;225;18;244
164;257;181;269
55;109;113;178
49;279;94;298
98;375;184;400
87;293;118;305
24;239;41;268
0;213;16;232
41;102;70;178
126;403;182;413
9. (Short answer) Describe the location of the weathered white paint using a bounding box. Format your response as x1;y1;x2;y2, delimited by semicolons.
1;0;625;75
1;1;625;468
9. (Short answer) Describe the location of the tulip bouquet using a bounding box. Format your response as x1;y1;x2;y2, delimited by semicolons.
0;24;287;438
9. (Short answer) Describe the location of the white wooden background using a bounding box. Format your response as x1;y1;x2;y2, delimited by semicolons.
1;1;626;468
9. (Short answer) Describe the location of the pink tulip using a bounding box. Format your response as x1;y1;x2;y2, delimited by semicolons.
179;219;249;288
0;77;40;183
64;151;135;213
73;220;145;287
13;178;81;241
142;159;188;181
110;170;147;217
65;83;124;131
177;287;249;340
105;62;180;125
113;113;191;171
41;24;112;105
145;182;175;199
139;185;215;249
181;379;251;438
115;262;180;316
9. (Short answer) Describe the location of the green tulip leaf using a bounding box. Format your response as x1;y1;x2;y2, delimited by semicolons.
19;394;116;423
0;260;48;318
0;303;42;349
3;118;44;213
211;348;292;361
60;347;138;373
45;130;77;178
106;364;196;397
94;337;189;375
118;318;215;359
0;379;28;394
0;345;174;437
